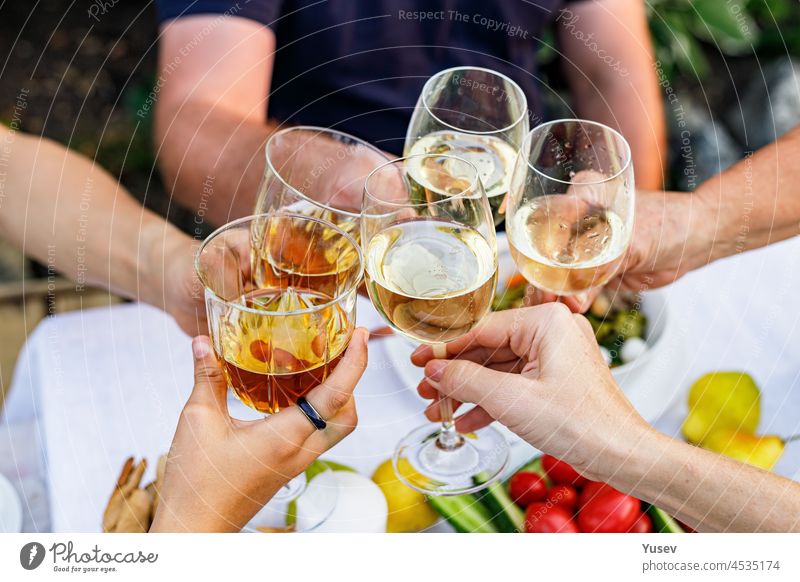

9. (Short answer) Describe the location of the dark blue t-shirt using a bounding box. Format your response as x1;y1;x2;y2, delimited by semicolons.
157;0;577;153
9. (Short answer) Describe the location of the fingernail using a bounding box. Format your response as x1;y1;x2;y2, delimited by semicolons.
425;360;447;382
192;336;210;358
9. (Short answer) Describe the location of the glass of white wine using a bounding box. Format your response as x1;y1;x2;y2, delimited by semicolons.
506;119;635;296
404;67;529;226
362;153;508;496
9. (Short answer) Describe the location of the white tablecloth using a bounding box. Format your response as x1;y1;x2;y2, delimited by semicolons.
3;236;800;532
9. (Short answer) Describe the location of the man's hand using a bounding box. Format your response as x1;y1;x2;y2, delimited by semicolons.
411;304;650;480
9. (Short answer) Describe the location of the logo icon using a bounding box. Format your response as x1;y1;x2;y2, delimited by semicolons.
20;542;46;570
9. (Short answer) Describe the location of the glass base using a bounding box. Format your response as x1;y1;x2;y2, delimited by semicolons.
393;423;510;496
272;472;308;501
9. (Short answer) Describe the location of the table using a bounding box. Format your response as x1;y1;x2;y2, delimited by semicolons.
2;236;800;532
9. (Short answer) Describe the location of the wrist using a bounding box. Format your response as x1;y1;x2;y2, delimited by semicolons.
577;420;662;485
140;221;187;310
693;177;737;263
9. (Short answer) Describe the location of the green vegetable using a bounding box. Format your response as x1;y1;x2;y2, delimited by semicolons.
492;282;526;311
473;472;526;533
427;495;497;533
647;505;686;533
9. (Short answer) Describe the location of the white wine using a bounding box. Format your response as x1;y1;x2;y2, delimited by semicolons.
508;195;628;295
365;220;497;344
407;131;517;224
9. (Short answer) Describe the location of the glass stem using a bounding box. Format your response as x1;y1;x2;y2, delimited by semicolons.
432;342;462;451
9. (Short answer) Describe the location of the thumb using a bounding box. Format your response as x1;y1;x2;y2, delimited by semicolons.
189;336;228;411
424;358;530;424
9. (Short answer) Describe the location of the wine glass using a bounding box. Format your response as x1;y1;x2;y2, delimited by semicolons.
506;119;635;297
195;212;363;498
361;153;508;496
404;67;529;226
255;126;392;242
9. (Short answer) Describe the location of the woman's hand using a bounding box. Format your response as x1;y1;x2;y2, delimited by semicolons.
411;304;651;481
150;329;369;532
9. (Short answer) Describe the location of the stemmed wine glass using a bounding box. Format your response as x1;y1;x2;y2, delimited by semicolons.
361;153;508;495
506;119;635;297
255;126;391;241
404;67;529;226
195;212;363;498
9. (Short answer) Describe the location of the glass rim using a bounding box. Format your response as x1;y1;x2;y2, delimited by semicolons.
194;212;364;316
522;118;633;186
420;66;529;136
362;153;483;210
263;125;391;220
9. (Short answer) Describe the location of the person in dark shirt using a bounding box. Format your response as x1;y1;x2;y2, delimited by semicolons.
153;0;665;225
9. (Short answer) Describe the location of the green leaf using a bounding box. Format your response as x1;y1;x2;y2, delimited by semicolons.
693;0;754;43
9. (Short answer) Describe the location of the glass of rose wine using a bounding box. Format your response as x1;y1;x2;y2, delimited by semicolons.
362;153;508;495
195;212;363;498
404;67;529;226
254;126;391;244
506;119;634;297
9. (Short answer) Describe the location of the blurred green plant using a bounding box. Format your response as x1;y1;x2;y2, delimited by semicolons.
648;0;800;80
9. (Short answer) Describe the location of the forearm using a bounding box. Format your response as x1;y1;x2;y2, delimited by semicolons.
156;101;279;227
561;0;666;190
599;428;800;532
574;81;666;190
0;128;188;308
697;125;800;260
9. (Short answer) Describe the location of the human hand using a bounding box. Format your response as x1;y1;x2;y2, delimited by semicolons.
523;189;717;313
150;329;368;532
411;305;650;481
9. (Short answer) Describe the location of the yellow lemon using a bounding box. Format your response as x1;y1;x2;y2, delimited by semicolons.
371;458;439;533
682;371;760;444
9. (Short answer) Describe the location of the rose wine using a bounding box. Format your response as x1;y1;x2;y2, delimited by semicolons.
508;195;628;295
218;287;352;413
407;131;517;224
365;220;497;344
252;212;360;296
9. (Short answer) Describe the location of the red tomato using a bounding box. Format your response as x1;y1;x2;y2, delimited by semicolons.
524;502;579;533
545;484;578;513
578;491;641;533
627;512;653;533
579;482;616;508
509;472;548;507
541;455;588;486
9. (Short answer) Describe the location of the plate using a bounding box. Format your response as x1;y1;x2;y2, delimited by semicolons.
0;472;23;533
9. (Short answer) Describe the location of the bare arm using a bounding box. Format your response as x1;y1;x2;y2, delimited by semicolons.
411;306;800;532
0;124;202;334
155;16;278;225
612;125;800;292
558;0;666;189
613;430;800;532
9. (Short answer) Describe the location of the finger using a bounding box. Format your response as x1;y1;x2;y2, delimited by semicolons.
188;336;228;412
266;327;369;443
572;314;596;342
423;398;464;422
523;286;557;307
424;358;530;421
417;378;438;400
455;407;495;433
560;290;596;313
305;327;368;419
